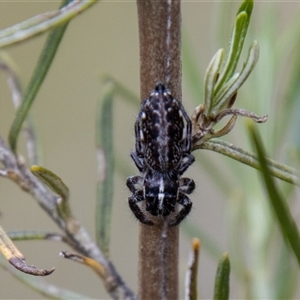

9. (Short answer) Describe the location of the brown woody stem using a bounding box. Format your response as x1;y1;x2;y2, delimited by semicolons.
137;0;181;299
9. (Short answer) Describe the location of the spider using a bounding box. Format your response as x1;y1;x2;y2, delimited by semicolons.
126;83;195;227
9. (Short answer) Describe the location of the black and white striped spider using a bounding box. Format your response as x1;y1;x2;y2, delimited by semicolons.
126;83;195;226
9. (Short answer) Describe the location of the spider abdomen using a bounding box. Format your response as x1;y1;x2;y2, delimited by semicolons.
140;84;186;171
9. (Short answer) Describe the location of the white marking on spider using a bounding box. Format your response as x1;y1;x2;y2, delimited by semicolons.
139;128;144;141
181;112;187;141
158;177;165;211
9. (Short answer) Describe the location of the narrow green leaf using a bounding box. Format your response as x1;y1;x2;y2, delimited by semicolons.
214;0;253;97
96;82;115;256
8;0;72;152
31;165;71;220
198;140;299;186
212;41;259;115
213;12;247;96
31;165;69;201
8;230;65;242
274;242;299;299
248;122;300;266
213;253;230;300
237;0;253;20
0;1;96;49
204;49;224;115
211;73;239;114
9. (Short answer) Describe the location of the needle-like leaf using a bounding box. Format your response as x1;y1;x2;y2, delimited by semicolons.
213;253;230;300
96;82;115;256
8;0;73;153
214;0;253;96
248;122;300;266
31;165;71;220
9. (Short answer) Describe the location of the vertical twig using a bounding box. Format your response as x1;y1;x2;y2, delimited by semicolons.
137;0;181;100
137;1;181;299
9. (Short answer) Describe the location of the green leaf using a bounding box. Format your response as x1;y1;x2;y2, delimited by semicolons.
31;165;71;221
198;139;299;186
31;165;69;201
0;1;96;49
214;0;253;98
96;81;115;256
204;49;224;115
273;242;299;299
248;121;300;267
212;41;259;114
213;253;230;300
8;230;64;242
8;0;72;153
237;0;253;20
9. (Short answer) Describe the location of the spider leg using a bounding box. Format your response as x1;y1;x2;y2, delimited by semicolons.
177;154;195;175
180;104;193;152
128;190;154;226
130;150;145;172
168;193;192;227
179;177;195;194
134;112;145;155
126;175;143;193
131;111;147;172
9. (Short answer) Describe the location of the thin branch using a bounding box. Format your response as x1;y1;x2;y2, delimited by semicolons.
185;238;201;300
0;54;39;165
137;0;181;299
0;0;97;49
60;251;106;279
0;137;135;299
197;139;299;186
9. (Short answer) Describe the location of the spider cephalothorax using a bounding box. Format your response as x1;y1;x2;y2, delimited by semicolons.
126;83;195;226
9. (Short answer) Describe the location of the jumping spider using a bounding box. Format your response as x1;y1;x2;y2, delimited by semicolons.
126;83;195;227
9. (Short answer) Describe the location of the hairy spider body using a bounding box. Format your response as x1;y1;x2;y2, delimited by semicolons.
127;83;195;226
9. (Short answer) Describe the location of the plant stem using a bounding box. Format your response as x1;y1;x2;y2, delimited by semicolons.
137;0;181;299
137;0;181;100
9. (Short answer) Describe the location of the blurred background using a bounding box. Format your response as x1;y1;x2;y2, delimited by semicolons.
0;1;300;299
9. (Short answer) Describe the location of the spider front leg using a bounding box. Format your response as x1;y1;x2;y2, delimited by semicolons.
130;151;145;172
126;175;143;193
128;190;154;226
179;177;195;194
168;193;192;227
177;154;195;175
